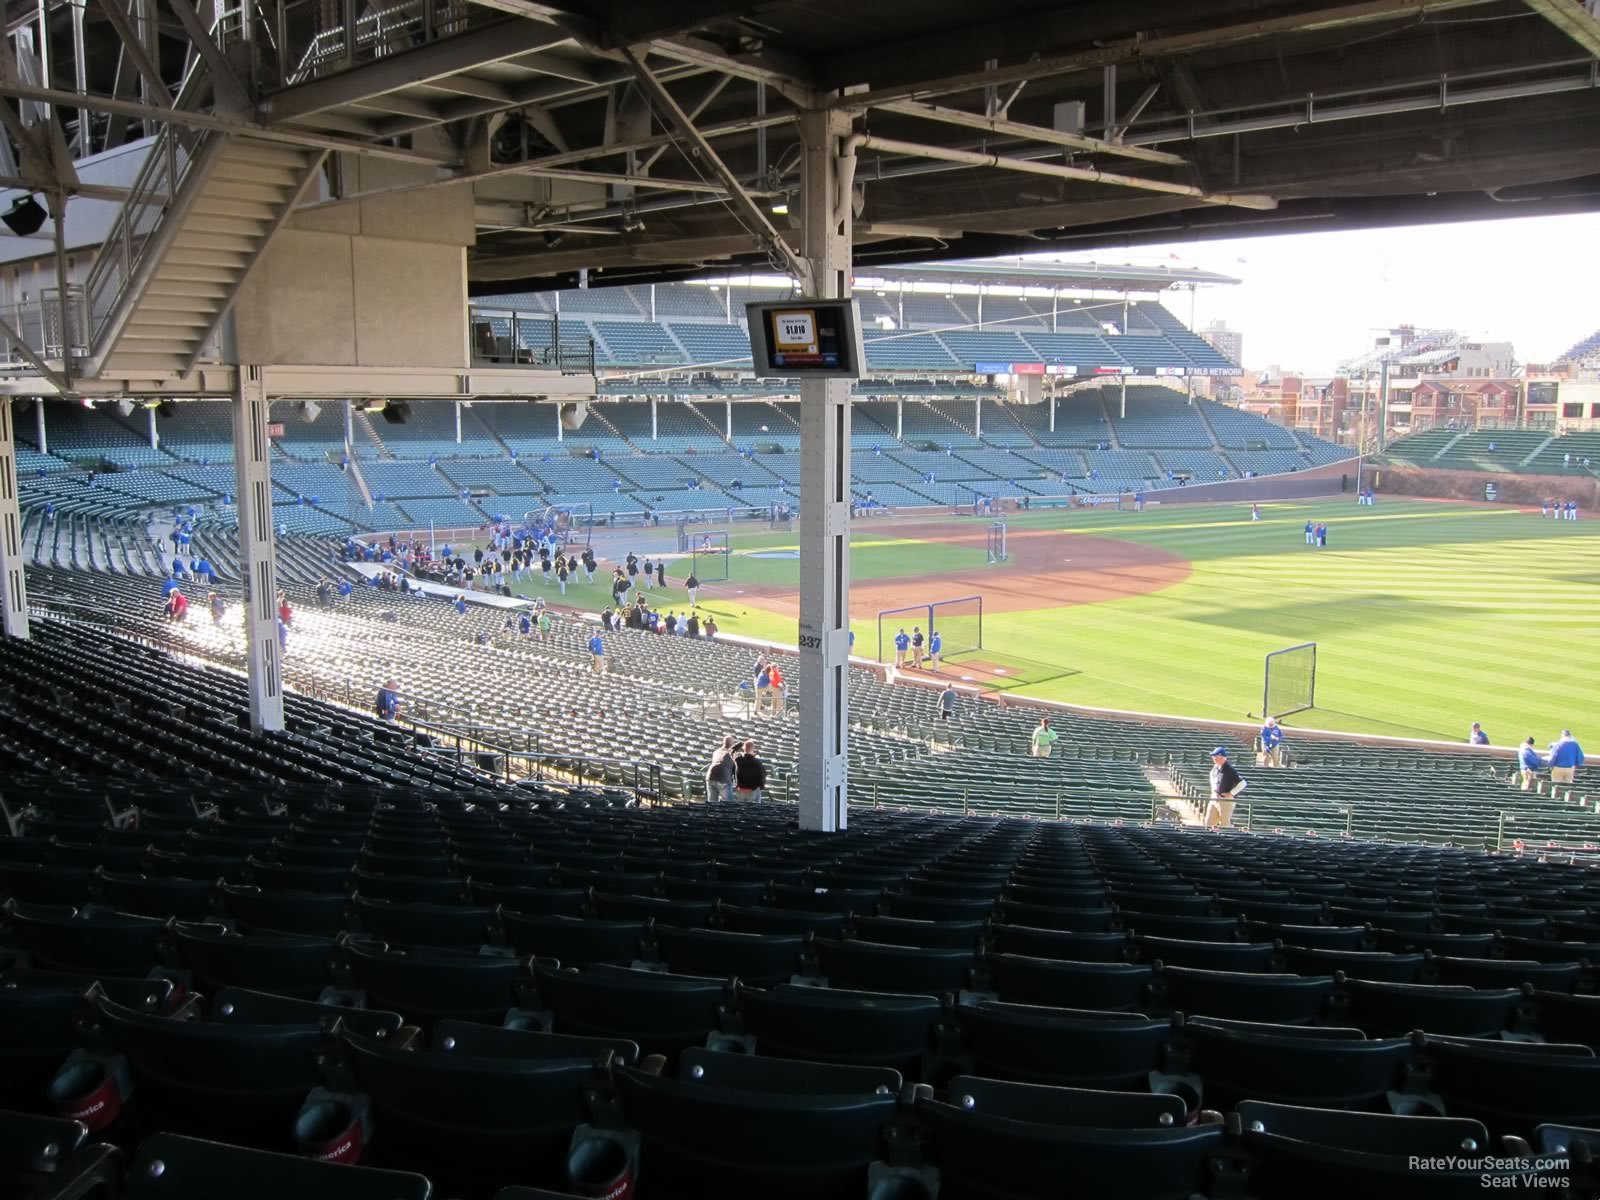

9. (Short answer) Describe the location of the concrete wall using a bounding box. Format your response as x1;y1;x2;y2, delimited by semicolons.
1139;457;1360;505
231;165;473;370
1374;464;1600;508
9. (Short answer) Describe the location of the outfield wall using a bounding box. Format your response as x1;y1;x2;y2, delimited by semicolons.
1142;457;1360;505
1373;465;1600;508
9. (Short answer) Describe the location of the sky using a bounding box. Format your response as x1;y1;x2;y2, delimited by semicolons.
1039;211;1600;376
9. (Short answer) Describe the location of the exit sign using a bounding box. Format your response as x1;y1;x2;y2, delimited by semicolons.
266;423;285;438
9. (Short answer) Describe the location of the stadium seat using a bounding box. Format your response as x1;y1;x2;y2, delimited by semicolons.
348;896;494;950
217;885;347;936
1230;1100;1513;1199
119;1132;431;1200
653;925;804;986
6;903;169;977
989;924;1131;962
1280;946;1425;984
1165;1017;1413;1110
498;914;646;966
717;983;945;1079
851;915;986;950
336;940;530;1029
959;1001;1168;1091
0;1108;120;1199
616;1048;900;1199
810;938;976;995
1155;965;1338;1025
166;923;336;999
1417;1036;1600;1137
1341;979;1528;1039
528;963;724;1060
987;954;1153;1011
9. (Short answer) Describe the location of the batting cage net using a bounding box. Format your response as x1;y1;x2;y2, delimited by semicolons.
690;530;731;582
1263;642;1318;719
533;503;593;547
876;595;984;664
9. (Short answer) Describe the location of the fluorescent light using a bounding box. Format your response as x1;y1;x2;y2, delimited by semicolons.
770;199;789;215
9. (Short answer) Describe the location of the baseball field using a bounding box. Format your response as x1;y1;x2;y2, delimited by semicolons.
512;496;1597;743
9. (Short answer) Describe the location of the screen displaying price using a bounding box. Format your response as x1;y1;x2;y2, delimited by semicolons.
746;299;864;379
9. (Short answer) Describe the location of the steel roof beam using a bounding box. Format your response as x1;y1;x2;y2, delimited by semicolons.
876;99;1187;166
1522;0;1600;55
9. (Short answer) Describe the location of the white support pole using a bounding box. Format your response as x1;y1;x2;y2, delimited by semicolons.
724;400;731;441
455;401;462;444
35;400;47;455
343;399;354;445
1121;375;1128;420
649;284;656;322
974;397;982;438
1049;394;1056;432
232;367;284;732
0;398;30;639
652;398;659;441
896;399;903;439
148;406;158;449
1052;291;1059;333
556;404;563;442
797;106;854;834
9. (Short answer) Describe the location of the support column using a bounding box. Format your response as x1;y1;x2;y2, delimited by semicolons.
724;400;731;441
652;398;658;441
35;400;47;455
797;107;854;834
343;400;354;445
1049;393;1056;432
974;398;982;438
556;404;563;442
148;407;158;449
232;368;284;732
896;399;903;440
455;402;462;444
1120;376;1128;419
0;398;30;639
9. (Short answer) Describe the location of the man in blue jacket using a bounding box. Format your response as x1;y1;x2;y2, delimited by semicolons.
893;627;910;668
1548;730;1585;784
1518;738;1544;790
588;631;606;675
1260;716;1284;767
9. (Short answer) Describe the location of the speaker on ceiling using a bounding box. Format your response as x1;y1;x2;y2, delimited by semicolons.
2;195;47;237
156;400;176;419
382;402;410;425
559;401;587;431
300;400;322;424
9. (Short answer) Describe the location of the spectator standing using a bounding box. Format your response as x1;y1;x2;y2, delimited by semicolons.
1548;730;1585;784
893;628;910;668
518;611;532;637
938;683;957;721
705;736;736;804
686;612;700;638
587;630;606;675
768;663;786;714
538;609;553;642
277;617;288;656
1260;716;1284;767
733;740;767;801
686;572;700;606
375;679;401;721
928;630;943;672
316;578;332;607
656;560;666;589
165;589;188;622
338;578;353;601
1029;718;1059;758
911;627;925;669
704;616;718;639
454;593;468;616
208;592;225;624
1468;722;1489;746
581;547;596;583
1205;747;1247;829
1518;737;1544;790
641;557;654;590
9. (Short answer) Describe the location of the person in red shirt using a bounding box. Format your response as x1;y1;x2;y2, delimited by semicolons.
165;590;188;622
767;664;786;714
277;590;293;626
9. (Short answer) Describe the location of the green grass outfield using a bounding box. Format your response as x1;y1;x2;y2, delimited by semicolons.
511;498;1596;742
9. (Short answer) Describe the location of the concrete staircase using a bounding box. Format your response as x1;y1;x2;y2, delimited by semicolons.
1519;435;1557;467
1430;430;1472;461
1095;391;1123;447
90;136;326;379
352;409;394;460
1190;397;1224;449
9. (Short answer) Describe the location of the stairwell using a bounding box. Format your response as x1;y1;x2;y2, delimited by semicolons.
342;451;375;508
1430;430;1471;461
1095;390;1124;448
1219;450;1245;476
580;404;642;450
90;135;327;379
1190;397;1224;449
1519;435;1556;467
352;409;394;461
463;408;516;457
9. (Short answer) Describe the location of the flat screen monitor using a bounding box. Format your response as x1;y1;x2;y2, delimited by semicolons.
746;299;865;379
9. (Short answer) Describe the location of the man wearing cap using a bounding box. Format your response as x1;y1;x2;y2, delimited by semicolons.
1260;717;1284;768
1205;746;1247;828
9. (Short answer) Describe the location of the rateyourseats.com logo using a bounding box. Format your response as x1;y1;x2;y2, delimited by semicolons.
1408;1157;1569;1188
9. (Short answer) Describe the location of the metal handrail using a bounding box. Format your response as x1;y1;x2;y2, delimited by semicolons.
80;60;217;357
